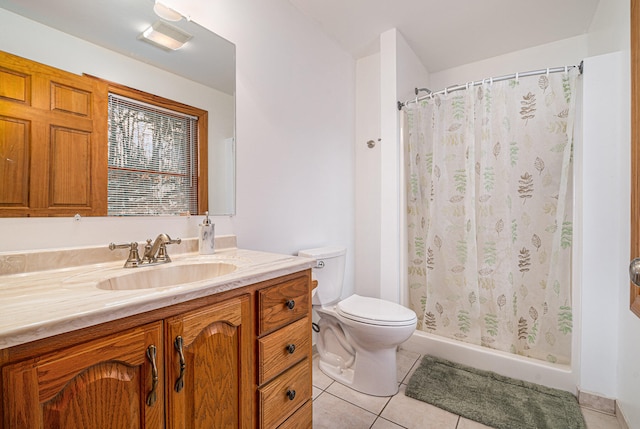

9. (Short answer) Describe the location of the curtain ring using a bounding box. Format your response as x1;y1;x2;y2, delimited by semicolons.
565;66;568;73
515;72;519;83
546;68;550;76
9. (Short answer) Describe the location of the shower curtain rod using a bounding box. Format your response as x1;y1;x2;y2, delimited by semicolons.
397;60;583;111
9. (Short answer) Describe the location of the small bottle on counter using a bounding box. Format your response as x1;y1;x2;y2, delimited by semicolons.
199;211;215;255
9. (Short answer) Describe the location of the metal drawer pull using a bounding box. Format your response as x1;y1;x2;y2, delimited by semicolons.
286;344;296;354
174;336;186;393
146;345;158;406
285;299;295;310
286;389;296;401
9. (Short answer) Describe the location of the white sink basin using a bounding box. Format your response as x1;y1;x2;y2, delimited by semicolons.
96;262;237;290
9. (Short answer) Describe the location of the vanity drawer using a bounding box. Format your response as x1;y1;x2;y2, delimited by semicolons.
277;400;312;429
258;359;311;429
258;316;310;384
258;276;309;335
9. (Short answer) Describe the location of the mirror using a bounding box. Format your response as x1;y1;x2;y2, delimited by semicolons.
0;0;235;215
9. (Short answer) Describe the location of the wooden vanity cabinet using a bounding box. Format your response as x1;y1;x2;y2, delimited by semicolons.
0;270;312;429
165;295;252;429
2;321;165;429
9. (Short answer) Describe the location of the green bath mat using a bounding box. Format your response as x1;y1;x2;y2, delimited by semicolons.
405;355;586;429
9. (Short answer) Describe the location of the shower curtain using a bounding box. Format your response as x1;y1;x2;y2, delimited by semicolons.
404;69;578;364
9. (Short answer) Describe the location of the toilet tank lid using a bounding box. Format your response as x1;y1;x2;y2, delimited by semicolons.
298;246;346;259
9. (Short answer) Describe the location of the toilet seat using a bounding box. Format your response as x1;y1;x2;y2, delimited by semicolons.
336;294;417;327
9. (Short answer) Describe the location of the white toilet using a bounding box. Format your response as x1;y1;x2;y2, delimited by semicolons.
298;246;417;397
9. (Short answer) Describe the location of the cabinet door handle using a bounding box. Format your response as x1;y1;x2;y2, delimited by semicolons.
285;299;295;310
146;345;158;407
286;344;296;354
174;336;186;393
286;389;296;401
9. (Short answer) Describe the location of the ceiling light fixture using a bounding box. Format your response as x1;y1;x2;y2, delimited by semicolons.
153;1;182;21
140;21;192;51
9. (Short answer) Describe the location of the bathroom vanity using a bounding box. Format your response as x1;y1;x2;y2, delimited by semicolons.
0;236;314;429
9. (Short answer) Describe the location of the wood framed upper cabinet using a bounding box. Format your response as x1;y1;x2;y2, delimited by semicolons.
165;295;253;429
0;50;108;217
631;0;640;318
2;322;164;429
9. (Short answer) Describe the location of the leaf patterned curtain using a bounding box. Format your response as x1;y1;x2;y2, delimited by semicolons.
404;69;578;364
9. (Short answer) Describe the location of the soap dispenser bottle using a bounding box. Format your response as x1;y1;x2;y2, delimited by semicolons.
199;211;215;255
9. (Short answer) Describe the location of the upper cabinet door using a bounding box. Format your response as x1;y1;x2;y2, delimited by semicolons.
2;322;164;429
165;295;253;429
0;50;108;217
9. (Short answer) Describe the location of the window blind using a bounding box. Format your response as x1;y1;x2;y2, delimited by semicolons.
107;93;198;216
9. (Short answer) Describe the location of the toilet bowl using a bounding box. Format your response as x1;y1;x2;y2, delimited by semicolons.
298;247;417;396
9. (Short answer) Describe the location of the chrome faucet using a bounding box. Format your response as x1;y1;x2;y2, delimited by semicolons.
109;234;181;268
143;233;182;264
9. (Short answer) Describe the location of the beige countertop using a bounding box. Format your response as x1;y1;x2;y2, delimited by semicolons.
0;237;315;350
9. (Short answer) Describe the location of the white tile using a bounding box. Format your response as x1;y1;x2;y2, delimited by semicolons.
313;391;377;429
380;384;459;429
581;407;623;429
326;381;393;415
396;349;421;384
313;386;323;400
371;417;407;429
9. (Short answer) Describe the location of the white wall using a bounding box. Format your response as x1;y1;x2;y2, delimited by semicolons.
586;1;640;426
579;52;624;399
378;29;431;303
379;29;402;303
170;1;356;280
587;0;629;58
0;0;356;294
355;53;381;299
429;35;588;92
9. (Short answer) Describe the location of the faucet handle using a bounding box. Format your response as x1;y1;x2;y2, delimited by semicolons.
142;239;154;263
156;237;181;263
109;242;142;268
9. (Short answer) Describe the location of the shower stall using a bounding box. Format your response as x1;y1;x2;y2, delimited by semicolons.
399;64;582;392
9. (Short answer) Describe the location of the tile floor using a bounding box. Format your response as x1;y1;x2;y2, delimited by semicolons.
312;349;623;429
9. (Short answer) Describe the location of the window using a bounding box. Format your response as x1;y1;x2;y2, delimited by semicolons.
106;84;208;216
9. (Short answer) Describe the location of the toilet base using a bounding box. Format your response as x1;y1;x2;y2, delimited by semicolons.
318;346;399;397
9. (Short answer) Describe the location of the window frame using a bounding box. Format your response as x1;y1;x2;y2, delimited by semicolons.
105;81;208;216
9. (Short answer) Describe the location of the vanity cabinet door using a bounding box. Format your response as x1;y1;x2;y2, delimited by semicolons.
165;295;252;429
2;322;164;429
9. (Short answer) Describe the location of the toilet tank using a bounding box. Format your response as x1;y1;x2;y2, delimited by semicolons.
298;246;346;306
